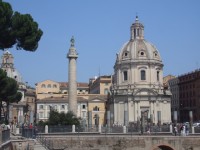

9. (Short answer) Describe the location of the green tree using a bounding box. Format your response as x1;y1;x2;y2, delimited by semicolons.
1;76;22;123
48;109;60;125
47;110;80;126
65;111;80;125
0;69;7;121
0;0;43;51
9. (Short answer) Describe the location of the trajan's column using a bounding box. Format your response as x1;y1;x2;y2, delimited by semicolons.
67;36;78;116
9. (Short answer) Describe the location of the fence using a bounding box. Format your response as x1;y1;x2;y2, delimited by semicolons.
0;129;10;144
20;124;200;137
36;124;172;134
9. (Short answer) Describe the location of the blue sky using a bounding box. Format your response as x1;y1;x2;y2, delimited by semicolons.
1;0;200;87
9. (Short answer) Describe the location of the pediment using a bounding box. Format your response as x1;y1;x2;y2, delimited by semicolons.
134;88;158;96
88;96;106;103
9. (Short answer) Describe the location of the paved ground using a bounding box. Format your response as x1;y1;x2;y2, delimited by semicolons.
10;133;46;150
33;139;46;150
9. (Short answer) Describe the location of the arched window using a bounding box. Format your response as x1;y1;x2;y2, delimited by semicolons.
157;71;160;81
93;106;99;111
141;70;146;80
123;71;128;81
47;84;51;88
134;29;136;38
41;84;46;88
53;84;57;88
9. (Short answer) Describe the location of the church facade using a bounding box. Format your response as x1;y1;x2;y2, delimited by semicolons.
108;16;171;126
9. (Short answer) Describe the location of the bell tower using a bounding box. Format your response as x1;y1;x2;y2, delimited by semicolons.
1;50;15;78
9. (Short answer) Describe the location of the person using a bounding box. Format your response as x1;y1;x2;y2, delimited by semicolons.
182;125;186;136
179;124;183;136
174;126;177;136
185;125;189;136
33;125;38;139
29;123;33;129
147;127;151;135
7;124;11;130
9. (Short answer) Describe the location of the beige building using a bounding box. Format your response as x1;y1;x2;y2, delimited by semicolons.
35;80;89;99
11;88;36;125
108;16;172;126
163;75;176;90
36;96;88;122
36;80;107;125
89;75;112;95
87;96;106;126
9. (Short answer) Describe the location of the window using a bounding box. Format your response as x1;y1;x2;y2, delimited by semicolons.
123;71;128;81
39;105;44;109
82;112;86;118
157;71;160;81
154;52;158;57
139;50;145;57
47;84;51;88
47;112;50;118
141;70;146;80
53;105;57;110
104;88;109;95
82;104;86;109
53;84;57;88
41;84;46;88
47;105;51;110
137;28;139;36
123;52;129;59
134;29;136;38
39;112;44;118
61;105;65;109
93;106;99;111
94;114;99;125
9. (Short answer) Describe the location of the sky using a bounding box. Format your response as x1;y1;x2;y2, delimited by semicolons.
1;0;200;87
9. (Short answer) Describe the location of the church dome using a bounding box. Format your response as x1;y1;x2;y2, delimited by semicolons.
113;16;164;91
116;16;162;65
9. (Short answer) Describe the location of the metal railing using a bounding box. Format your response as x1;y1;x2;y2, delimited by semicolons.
1;129;10;144
48;125;72;133
21;128;37;139
36;124;171;134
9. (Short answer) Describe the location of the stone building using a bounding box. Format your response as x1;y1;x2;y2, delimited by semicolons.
169;69;200;123
1;50;23;83
108;16;172;126
0;50;36;125
168;77;179;123
163;75;176;90
35;80;107;125
89;75;112;94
